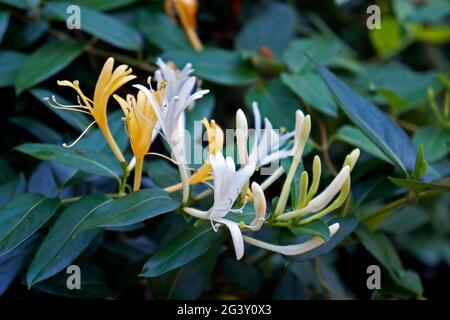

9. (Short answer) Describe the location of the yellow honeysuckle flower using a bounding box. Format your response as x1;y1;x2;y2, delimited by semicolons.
45;58;136;163
165;0;203;51
113;90;157;191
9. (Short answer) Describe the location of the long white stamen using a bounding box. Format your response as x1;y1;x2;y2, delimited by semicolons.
62;121;96;148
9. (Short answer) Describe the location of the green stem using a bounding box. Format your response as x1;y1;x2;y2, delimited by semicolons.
360;189;445;224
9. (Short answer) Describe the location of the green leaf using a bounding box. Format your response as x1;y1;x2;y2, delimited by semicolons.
145;160;180;189
0;174;26;207
79;188;179;230
380;206;429;234
26;194;109;287
33;263;112;299
0;193;59;256
137;11;191;51
49;0;138;10
369;17;403;57
0;0;39;9
0;10;9;44
412;144;427;180
413;126;450;163
283;34;348;73
281;72;337;117
288;217;358;262
389;177;450;193
141;223;224;277
235;3;296;58
159;245;221;299
164;49;258;86
289;220;331;241
356;227;402;274
245;78;300;130
30;88;90;131
45;2;142;51
355;63;439;115
0;51;26;87
407;0;450;23
335;125;393;164
0;234;39;295
15;39;85;94
15;143;122;179
314;61;417;175
10;117;62;144
356;227;423;295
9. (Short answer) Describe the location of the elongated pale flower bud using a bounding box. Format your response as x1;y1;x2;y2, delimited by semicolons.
346;148;360;171
236;109;249;166
277;166;350;221
248;182;266;231
293;110;304;157
243;223;340;256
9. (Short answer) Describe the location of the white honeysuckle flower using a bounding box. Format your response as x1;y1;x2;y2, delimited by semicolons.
134;60;209;202
184;152;255;220
154;58;194;102
243;223;340;256
236;102;295;169
183;152;262;260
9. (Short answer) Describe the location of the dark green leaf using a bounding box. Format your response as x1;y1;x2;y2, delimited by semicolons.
413;126;450;163
380;206;429;234
141;223;224;277
138;11;191;51
0;193;59;256
235;3;296;58
223;258;262;293
26;194;109;287
335;125;393;164
289;220;331;241
283;35;348;73
0;174;26;207
79;188;179;230
0;0;38;9
33;263;113;299
50;0;138;10
45;3;142;51
145;160;180;189
169;245;221;299
314;61;417;175
164;49;258;86
281;72;337;117
0;234;39;295
389;177;450;193
15;39;85;94
245;78;300;130
356;227;423;295
0;51;26;87
15;143;122;179
0;10;9;44
10;117;62;144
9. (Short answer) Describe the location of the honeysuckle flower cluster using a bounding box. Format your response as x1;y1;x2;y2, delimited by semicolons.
47;57;359;261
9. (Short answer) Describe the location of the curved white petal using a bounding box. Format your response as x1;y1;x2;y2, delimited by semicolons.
243;223;340;256
214;218;244;260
